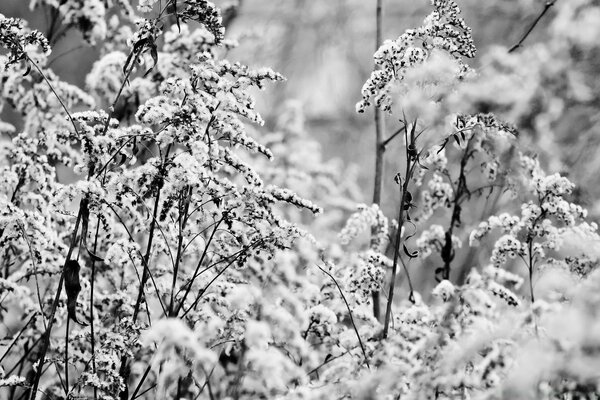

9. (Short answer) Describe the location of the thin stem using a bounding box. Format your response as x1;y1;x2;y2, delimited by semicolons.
382;122;417;339
174;217;223;316
22;53;80;137
508;1;557;53
381;126;404;149
0;313;36;364
131;144;172;322
316;264;370;369
528;239;535;303
29;202;85;400
65;316;70;397
168;186;193;316
129;363;153;400
440;139;472;281
89;219;101;400
370;0;385;322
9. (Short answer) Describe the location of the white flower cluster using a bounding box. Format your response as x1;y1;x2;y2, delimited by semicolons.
432;279;455;302
416;224;461;259
338;203;388;250
418;173;454;222
470;153;597;275
348;250;389;302
356;0;475;113
58;0;107;44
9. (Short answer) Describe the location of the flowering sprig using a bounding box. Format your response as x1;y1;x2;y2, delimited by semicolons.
414;113;516;281
356;0;476;113
470;153;598;302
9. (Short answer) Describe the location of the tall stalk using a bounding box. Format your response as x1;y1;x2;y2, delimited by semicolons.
382;123;418;339
370;0;385;322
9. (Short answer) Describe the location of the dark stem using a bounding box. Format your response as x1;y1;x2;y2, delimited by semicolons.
508;1;556;53
528;239;535;303
28;201;86;400
316;264;370;369
89;219;101;400
174;217;223;316
65;316;70;397
119;145;171;400
168;186;193;316
440;141;472;281
383;123;417;338
370;0;385;322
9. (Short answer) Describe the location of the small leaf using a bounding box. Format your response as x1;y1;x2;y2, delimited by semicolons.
114;153;128;168
86;247;104;262
144;43;158;77
402;244;418;258
394;173;402;185
65;260;86;326
403;191;413;210
438;138;449;153
23;63;31;77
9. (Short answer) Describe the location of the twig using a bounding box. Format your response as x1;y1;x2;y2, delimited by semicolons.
316;264;370;369
508;1;557;53
174;217;223;316
381;125;404;149
0;313;36;364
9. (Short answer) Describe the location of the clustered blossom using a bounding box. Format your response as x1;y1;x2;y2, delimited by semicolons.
347;250;389;303
416;224;461;259
356;0;475;113
3;1;600;399
57;0;107;44
417;173;453;222
470;153;597;280
432;279;455;301
0;15;50;65
338;203;389;252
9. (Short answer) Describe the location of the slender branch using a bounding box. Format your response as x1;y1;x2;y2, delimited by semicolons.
23;53;80;136
383;122;418;339
174;217;223;316
181;239;265;318
64;316;70;397
370;0;385;322
0;313;36;364
129;363;153;400
168;186;193;316
508;1;557;53
440;139;472;281
316;264;370;369
131;145;171;322
528;239;535;303
89;219;102;400
381;125;404;149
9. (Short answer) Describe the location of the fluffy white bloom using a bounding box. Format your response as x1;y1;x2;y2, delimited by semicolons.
432;279;455;301
138;0;158;12
245;320;271;350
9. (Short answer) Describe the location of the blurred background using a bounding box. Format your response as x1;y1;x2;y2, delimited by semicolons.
2;0;600;304
1;0;556;215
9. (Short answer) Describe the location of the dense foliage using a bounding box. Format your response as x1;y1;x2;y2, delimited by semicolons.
1;1;600;399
